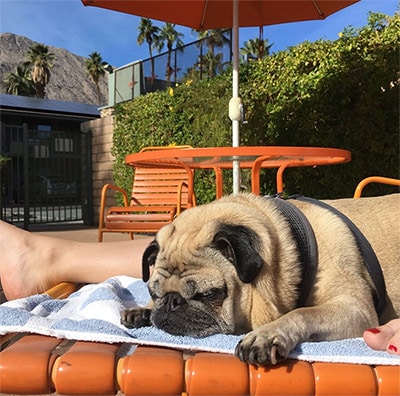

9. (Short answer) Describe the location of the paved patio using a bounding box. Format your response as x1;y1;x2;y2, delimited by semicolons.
30;223;137;243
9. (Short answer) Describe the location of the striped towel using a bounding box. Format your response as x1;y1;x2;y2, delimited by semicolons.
1;276;399;365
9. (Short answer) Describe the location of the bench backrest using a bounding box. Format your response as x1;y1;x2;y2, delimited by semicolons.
130;167;194;208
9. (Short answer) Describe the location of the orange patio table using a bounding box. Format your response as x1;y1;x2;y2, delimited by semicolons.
125;146;351;198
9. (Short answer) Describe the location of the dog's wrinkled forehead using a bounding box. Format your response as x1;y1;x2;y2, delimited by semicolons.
156;220;216;264
141;214;222;282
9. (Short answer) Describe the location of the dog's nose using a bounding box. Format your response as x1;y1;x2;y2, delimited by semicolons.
164;292;186;311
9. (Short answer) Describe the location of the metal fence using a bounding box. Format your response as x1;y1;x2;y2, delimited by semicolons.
107;30;232;106
0;123;91;228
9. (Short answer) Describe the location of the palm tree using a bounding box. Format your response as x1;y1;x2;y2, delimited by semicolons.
157;23;184;81
240;38;272;61
4;65;35;96
201;51;226;78
24;43;54;98
85;51;105;105
196;29;230;78
137;18;160;80
197;29;230;55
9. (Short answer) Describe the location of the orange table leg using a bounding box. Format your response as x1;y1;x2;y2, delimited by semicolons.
252;155;284;195
313;362;377;396
51;341;120;395
213;166;224;199
251;158;263;195
276;164;288;194
117;346;184;396
185;352;249;395
249;359;315;396
0;334;60;394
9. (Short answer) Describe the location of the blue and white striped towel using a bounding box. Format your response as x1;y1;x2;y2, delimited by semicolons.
1;276;399;365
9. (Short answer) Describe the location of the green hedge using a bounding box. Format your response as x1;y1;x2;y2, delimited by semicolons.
112;12;399;202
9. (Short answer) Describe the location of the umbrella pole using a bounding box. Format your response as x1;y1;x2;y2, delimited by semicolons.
232;0;240;194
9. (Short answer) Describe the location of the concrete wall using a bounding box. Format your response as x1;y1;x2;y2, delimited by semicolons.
81;114;115;225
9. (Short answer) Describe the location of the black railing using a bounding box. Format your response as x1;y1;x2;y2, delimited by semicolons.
107;30;232;106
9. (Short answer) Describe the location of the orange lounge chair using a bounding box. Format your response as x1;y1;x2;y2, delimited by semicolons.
1;333;399;395
98;146;196;242
1;315;399;396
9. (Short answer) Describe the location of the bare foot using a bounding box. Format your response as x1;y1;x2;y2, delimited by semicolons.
364;318;400;356
0;221;58;300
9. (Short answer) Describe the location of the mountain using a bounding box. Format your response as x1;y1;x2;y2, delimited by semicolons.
0;32;108;106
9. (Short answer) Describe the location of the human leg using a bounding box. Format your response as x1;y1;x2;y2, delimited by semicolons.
363;318;400;355
0;220;152;300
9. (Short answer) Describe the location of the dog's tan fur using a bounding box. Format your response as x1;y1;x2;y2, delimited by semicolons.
122;193;399;365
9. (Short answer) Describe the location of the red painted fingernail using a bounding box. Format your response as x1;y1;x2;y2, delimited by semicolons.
366;328;380;334
388;344;398;353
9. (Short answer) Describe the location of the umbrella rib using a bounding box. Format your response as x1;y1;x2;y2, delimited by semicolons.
312;0;324;18
200;0;209;29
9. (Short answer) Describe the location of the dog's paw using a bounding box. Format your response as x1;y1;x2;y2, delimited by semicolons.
121;308;152;329
235;328;292;366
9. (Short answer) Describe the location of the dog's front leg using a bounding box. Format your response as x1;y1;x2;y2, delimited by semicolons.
235;300;378;366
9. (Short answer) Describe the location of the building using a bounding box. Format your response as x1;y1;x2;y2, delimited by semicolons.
0;93;99;228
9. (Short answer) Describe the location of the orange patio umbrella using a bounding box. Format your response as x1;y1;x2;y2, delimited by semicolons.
81;0;359;193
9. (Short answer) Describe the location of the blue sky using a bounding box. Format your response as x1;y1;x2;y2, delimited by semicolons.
1;0;398;68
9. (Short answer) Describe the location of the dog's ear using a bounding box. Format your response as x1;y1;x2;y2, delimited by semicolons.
212;224;264;283
142;239;160;282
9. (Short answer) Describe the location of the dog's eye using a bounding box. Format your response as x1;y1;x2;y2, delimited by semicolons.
193;287;227;302
149;289;159;300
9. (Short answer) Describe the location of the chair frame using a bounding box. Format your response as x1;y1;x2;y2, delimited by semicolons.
1;329;398;395
353;176;400;198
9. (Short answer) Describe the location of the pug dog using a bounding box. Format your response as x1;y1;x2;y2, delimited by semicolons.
121;193;400;365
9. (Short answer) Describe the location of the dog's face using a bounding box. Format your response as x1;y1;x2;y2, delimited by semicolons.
141;196;292;337
139;197;297;336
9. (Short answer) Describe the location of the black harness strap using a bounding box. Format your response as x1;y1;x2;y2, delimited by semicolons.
267;196;318;308
290;195;387;317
